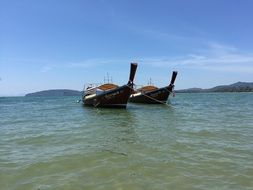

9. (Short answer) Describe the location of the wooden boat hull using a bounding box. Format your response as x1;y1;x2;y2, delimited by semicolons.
129;86;172;104
83;85;133;108
82;63;137;108
130;71;177;104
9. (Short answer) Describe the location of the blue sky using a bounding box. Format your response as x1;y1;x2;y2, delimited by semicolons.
0;0;253;96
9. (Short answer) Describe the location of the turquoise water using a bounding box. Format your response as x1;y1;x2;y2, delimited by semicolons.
0;93;253;190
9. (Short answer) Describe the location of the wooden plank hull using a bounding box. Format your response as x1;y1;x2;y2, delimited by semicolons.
83;85;133;108
129;86;172;104
82;63;137;108
130;71;177;104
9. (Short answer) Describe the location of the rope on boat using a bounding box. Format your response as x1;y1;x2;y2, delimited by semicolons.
127;85;170;106
164;87;172;94
94;101;100;108
164;85;176;97
142;93;169;106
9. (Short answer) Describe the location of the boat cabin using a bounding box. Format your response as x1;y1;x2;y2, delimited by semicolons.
84;83;119;98
137;85;158;93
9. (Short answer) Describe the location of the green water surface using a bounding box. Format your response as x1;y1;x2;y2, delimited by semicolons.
0;93;253;190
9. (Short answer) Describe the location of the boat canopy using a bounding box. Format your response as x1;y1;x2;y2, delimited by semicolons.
138;85;158;92
98;83;119;91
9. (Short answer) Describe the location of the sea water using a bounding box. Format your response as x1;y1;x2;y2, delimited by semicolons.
0;93;253;190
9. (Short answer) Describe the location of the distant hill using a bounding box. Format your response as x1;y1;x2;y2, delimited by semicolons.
25;89;82;97
176;82;253;93
24;82;253;96
175;88;204;93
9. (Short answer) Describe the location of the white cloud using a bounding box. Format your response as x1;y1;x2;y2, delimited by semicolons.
133;42;253;73
61;42;253;74
124;24;253;73
65;58;126;68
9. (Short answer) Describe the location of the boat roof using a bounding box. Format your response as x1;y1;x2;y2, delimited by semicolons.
137;85;158;92
97;83;119;91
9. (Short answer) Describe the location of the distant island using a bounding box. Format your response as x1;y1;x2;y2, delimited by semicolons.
176;82;253;93
25;89;82;97
25;82;253;97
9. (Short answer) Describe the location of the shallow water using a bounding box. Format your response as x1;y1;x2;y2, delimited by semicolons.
0;93;253;190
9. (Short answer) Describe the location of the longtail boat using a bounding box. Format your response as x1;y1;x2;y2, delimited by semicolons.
82;63;138;108
129;71;177;104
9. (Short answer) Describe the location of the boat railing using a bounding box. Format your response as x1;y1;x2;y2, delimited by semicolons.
133;84;143;89
83;83;119;97
83;83;102;91
131;84;143;93
83;83;102;96
132;84;160;93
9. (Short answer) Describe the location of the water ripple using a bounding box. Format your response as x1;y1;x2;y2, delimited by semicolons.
0;94;253;189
